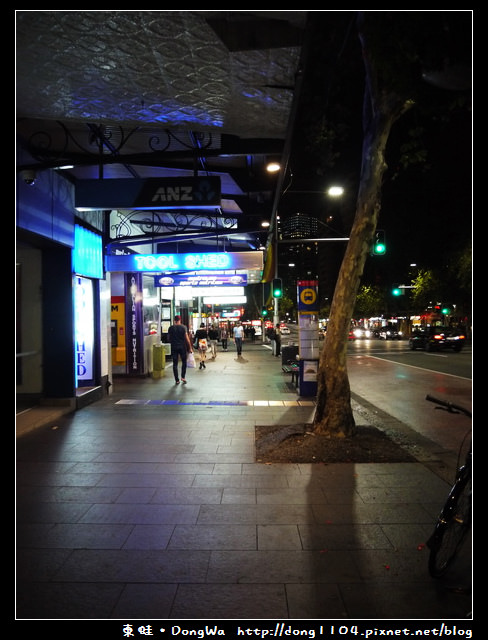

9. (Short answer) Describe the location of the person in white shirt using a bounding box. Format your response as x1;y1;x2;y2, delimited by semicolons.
232;322;244;356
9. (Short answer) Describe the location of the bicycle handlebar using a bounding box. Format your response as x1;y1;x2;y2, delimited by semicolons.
425;394;472;418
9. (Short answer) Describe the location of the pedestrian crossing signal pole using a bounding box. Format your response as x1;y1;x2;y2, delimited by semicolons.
272;278;282;328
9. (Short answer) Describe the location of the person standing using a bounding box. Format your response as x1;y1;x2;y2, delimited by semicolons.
167;315;193;385
233;322;244;356
208;325;219;359
220;325;228;351
274;323;281;357
194;322;209;369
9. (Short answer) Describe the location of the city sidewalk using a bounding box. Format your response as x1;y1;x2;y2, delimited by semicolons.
16;341;472;620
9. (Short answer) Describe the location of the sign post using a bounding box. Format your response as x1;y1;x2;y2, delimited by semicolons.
297;280;320;397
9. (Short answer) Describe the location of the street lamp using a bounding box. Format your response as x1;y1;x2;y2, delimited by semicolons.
266;162;280;173
327;185;344;197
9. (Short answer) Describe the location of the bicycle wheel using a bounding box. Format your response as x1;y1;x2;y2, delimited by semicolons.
427;470;471;578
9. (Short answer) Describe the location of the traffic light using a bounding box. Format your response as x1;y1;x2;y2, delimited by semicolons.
392;286;402;296
262;306;268;317
371;230;386;255
272;278;283;298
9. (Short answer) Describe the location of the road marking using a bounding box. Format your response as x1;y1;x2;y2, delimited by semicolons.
115;399;316;406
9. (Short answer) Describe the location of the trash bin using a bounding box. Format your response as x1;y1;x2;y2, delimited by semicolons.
281;345;299;365
152;343;167;378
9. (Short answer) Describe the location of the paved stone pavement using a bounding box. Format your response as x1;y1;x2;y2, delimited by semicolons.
16;342;472;622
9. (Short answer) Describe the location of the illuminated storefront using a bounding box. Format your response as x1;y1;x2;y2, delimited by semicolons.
72;225;104;390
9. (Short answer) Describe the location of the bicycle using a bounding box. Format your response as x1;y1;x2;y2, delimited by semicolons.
425;394;472;579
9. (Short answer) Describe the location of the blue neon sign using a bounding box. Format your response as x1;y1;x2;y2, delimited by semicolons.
73;225;103;279
107;252;255;272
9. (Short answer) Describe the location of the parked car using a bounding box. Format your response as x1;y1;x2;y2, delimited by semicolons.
378;325;403;340
408;326;466;352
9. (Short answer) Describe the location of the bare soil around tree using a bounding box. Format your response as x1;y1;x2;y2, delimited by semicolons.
255;400;422;464
255;422;418;463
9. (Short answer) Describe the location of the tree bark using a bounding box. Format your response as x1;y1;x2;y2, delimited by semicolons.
313;14;412;437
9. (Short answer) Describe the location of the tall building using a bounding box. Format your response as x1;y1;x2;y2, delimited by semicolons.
279;213;319;281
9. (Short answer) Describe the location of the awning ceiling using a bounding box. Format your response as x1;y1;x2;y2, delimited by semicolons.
16;11;309;263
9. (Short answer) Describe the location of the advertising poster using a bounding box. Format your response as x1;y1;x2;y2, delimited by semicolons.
303;360;318;382
74;276;94;383
125;272;144;375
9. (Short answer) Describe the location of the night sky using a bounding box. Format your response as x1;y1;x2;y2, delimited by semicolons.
280;11;472;287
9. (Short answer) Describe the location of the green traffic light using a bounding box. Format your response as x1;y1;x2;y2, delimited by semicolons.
272;278;283;298
392;287;401;296
372;230;386;255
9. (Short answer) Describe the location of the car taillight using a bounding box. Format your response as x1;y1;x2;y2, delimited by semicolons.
433;334;443;340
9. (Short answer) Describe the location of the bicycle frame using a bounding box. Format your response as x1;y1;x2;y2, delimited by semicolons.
424;394;472;579
427;450;471;548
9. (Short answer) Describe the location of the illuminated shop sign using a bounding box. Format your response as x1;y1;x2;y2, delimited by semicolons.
125;273;144;375
73;225;103;279
74;276;94;383
106;251;263;273
155;274;247;287
174;286;244;300
203;296;247;304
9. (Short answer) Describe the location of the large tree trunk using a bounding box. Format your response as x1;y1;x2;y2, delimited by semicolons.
313;14;412;437
313;125;388;436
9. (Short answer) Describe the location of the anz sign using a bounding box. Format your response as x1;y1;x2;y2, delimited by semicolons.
75;177;221;210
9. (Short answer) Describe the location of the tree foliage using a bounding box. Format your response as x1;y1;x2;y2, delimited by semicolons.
354;284;386;318
410;242;472;316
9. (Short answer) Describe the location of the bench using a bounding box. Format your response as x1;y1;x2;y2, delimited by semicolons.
282;362;299;387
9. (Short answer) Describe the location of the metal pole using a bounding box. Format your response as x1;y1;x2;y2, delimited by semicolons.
273;216;279;328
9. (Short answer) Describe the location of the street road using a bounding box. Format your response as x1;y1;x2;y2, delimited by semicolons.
348;338;472;379
283;325;472;459
346;339;472;460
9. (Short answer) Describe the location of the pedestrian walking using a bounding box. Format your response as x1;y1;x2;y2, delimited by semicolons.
233;322;244;356
220;326;228;351
194;322;209;369
167;315;193;384
208;325;219;359
274;323;281;357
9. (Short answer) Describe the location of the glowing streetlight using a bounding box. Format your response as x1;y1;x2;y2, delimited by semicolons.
266;162;280;173
327;186;344;197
